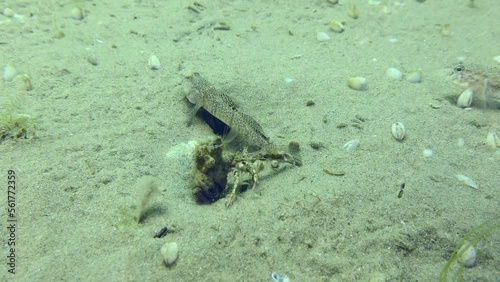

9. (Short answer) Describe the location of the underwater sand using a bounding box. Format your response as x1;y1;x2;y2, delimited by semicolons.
0;0;499;281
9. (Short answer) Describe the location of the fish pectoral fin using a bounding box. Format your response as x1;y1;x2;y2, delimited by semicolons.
187;103;203;126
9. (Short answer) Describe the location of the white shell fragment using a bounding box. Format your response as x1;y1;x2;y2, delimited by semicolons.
455;174;479;189
148;55;161;70
406;70;422;83
457;88;473;108
316;32;330;41
385;68;403;80
161;242;179;266
458;241;477;268
2;64;18;82
70;7;84;20
347;76;368;91
344;139;360;151
391;122;406;141
486;131;499;148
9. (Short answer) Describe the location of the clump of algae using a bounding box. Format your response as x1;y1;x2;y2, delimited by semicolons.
440;217;500;281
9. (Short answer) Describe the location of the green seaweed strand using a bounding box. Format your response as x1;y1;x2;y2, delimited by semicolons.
440;217;500;282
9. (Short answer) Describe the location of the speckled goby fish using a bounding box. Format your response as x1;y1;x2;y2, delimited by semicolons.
451;64;500;109
185;72;271;149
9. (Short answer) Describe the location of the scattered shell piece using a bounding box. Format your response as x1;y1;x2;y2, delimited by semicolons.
344;139;360;151
457;88;473;108
455;174;479;189
3;8;14;17
148;55;161;70
386;67;402;80
161;242;179;266
458;241;477;268
87;53;99;66
14;74;32;91
486;131;499;148
391;122;406;141
423;148;433;157
316;31;330;41
271;272;290;282
330;20;344;33
457;138;465;147
494;55;500;64
347;76;368;91
406;70;422;83
70;6;84;20
440;24;451;36
347;4;359;19
2;64;18;82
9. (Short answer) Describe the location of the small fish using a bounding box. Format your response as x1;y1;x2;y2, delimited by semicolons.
185;73;271;150
451;64;500;109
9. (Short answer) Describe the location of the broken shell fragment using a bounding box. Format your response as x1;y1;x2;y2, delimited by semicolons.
148;55;161;70
486;131;499;148
344;139;360;151
347;76;368;91
391;122;406;141
455;174;479;189
2;64;18;82
161;242;179;266
406;70;422;83
330;20;345;33
457;88;473;108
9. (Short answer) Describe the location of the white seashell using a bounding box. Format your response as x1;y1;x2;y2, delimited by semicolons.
486;132;499;148
2;64;18;82
316;32;330;41
161;242;179;266
385;68;403;80
422;148;433;157
391;122;406;141
344;139;360;151
148;55;161;70
458;241;477;268
3;8;14;17
457;88;473;108
347;76;368;91
455;174;479;189
70;6;84;20
406;70;422;83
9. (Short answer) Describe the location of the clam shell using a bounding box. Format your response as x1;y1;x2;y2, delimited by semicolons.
391;122;406;141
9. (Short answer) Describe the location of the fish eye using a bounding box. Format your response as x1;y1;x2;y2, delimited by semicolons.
454;66;463;72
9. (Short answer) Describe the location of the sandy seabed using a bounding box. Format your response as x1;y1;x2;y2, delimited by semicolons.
0;0;499;281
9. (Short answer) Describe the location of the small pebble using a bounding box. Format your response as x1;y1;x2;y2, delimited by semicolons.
385;67;403;80
316;32;330;42
161;242;179;266
148;55;161;70
347;76;368;91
